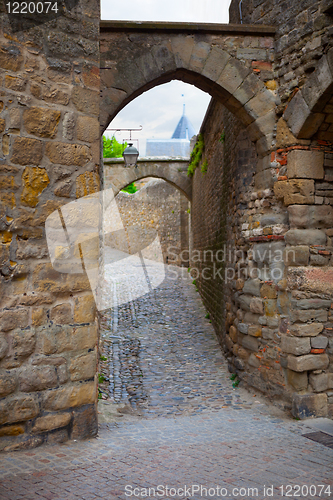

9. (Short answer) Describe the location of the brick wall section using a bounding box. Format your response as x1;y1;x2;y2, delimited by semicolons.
191;100;290;401
0;2;100;450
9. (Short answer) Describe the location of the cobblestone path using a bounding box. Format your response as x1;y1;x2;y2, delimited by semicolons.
98;266;253;417
0;268;333;499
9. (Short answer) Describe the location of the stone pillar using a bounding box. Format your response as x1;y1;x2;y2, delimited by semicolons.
274;147;333;418
0;1;101;450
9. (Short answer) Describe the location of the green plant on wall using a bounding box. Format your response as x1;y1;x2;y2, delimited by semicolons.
201;160;208;175
187;134;204;177
219;131;225;143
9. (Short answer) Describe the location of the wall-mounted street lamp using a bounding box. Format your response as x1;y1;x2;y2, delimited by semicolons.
122;143;139;167
106;125;142;168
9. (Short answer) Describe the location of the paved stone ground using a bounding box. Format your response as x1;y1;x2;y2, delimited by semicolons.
0;267;332;500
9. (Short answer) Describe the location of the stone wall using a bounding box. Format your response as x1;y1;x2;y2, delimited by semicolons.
188;1;333;417
192;95;333;416
106;178;190;267
0;1;100;450
229;0;333;132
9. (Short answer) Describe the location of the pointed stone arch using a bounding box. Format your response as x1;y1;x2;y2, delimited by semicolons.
104;158;192;200
284;47;333;141
100;22;277;157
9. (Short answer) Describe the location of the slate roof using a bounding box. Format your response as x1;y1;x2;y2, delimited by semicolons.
171;107;196;140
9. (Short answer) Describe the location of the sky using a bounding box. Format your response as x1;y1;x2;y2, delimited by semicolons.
101;0;232;156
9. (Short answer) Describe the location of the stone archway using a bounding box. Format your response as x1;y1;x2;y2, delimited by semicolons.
284;47;333;140
100;21;278;158
103;158;192;200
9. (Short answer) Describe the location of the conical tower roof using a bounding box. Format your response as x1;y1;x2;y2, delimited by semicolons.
171;105;196;140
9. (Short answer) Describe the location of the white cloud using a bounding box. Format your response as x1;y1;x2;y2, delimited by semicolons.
101;0;231;23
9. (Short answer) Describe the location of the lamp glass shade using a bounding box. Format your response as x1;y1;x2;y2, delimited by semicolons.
122;143;139;167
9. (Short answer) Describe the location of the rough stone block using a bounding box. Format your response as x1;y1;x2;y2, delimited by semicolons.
260;283;277;299
286;369;308;390
43;381;96;411
21;167;50;208
50;303;72;325
76;116;99;143
281;335;311;355
69;351;97;382
0;395;38;425
243;278;261;296
0;424;25;437
287;150;324;179
0;334;8;359
250;297;264;314
310;254;329;266
289;323;323;337
217;59;250;95
245;88;277;120
238;294;251;311
0;44;23;71
202;46;230;82
291;298;331;310
23;107;61;139
237;48;267;60
5;75;26;91
248;353;260;367
274;179;314;205
45;142;91;166
10;328;36;357
0;370;17;397
70;324;97;351
19;365;57;392
254;168;275;189
170;35;195;68
71;404;98;440
229;325;238;343
287;353;329;372
290;309;328;323
292;393;328;419
285;229;327;246
248;325;262;337
284;92;311;138
11;137;43;165
241;335;260;351
189;40;211;72
276;118;298;148
261;327;276;340
238;323;249;334
74;294;96;323
288;205;333;229
311;336;329;349
32;412;71;433
72;86;99;115
284;246;309;266
309;372;333;392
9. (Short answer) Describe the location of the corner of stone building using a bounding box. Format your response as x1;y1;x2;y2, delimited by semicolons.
0;0;101;451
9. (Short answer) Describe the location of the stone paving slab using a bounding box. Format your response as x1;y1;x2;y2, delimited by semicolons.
1;267;332;499
0;409;332;499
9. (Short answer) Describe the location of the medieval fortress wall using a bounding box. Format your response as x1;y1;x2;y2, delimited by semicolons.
0;2;101;450
192;0;333;414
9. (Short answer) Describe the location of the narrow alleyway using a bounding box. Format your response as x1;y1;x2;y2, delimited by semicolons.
0;268;332;500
